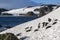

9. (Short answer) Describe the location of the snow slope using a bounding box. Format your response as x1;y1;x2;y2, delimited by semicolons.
0;7;60;40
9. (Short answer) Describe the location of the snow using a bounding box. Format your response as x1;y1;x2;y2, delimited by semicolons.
0;7;60;40
2;6;41;14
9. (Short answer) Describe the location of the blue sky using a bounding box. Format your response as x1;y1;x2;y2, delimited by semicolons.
31;0;60;4
0;0;39;9
0;0;60;9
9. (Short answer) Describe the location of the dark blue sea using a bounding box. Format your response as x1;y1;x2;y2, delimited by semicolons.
0;16;38;27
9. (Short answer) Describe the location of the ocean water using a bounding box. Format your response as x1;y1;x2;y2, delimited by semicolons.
0;16;38;27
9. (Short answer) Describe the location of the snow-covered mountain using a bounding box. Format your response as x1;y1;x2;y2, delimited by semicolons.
0;7;60;40
2;6;41;15
2;5;58;16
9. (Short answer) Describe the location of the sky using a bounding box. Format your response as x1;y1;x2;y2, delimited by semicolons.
31;0;60;4
0;0;60;9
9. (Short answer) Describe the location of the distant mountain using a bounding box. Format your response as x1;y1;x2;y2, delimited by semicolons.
0;8;9;15
0;8;8;12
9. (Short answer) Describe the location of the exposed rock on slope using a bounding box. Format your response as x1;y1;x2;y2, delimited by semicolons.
0;33;19;40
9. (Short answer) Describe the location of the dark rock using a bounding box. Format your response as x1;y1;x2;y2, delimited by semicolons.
25;26;32;32
48;18;51;22
34;29;39;32
16;33;22;36
42;22;48;28
38;23;40;28
0;33;19;40
46;26;51;29
52;22;57;25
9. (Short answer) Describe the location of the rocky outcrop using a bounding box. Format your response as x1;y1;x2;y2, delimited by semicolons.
0;33;19;40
